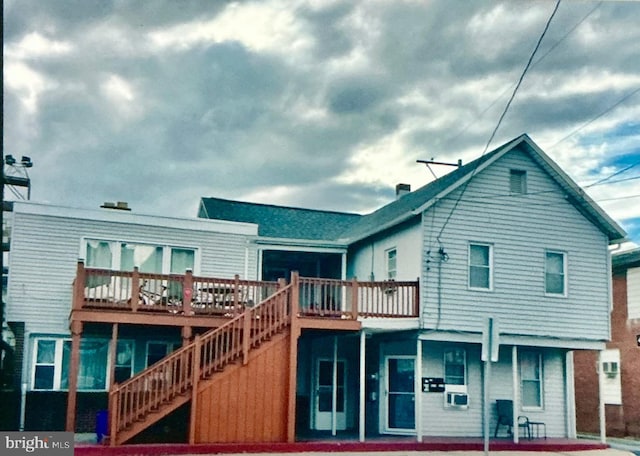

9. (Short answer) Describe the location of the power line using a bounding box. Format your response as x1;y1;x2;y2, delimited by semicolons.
547;86;640;150
436;0;562;243
585;161;640;188
442;1;600;149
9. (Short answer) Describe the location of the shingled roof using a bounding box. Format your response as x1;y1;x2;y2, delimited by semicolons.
198;134;627;245
198;197;361;241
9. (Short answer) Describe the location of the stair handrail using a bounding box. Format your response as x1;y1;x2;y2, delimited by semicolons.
108;282;293;443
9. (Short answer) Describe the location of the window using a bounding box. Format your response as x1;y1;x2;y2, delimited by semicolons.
444;348;466;385
386;248;397;280
32;337;133;391
146;341;181;367
545;251;566;295
114;341;135;384
83;239;196;274
510;169;527;194
520;351;543;408
469;243;492;290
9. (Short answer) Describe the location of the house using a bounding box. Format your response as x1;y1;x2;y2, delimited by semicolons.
1;134;626;445
574;247;640;438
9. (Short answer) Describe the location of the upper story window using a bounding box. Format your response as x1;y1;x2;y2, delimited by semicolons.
444;348;466;385
386;248;397;280
520;351;543;409
469;243;492;290
84;239;196;274
545;251;567;296
510;169;527;194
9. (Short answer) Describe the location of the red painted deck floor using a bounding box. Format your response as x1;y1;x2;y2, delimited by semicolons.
74;437;608;455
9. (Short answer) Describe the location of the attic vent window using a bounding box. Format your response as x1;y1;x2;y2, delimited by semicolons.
510;169;527;194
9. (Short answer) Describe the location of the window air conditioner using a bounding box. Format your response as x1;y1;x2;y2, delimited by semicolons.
446;392;469;408
602;361;619;377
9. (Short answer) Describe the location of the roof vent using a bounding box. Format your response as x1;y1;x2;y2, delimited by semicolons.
395;183;411;199
101;201;131;211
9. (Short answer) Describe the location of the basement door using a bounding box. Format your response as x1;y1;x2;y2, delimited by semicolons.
384;356;415;432
313;358;347;431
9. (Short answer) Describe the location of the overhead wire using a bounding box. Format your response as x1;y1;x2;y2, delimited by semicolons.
436;0;562;244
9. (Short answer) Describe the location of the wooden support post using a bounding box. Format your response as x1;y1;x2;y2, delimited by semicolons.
131;267;140;312
65;320;83;432
351;277;359;320
183;269;194;315
243;308;251;365
108;324;119;390
286;272;300;443
182;326;193;347
108;387;119;446
234;274;241;315
189;335;202;445
73;260;85;311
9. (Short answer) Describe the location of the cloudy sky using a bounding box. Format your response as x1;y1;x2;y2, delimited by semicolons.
3;0;640;244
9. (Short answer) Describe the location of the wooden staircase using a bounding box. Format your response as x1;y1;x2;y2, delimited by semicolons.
107;282;293;445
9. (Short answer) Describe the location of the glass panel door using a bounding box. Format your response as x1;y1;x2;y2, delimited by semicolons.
386;356;415;431
314;359;346;430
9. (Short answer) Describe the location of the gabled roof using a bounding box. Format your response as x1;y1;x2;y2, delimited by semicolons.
198;134;627;245
198;197;361;242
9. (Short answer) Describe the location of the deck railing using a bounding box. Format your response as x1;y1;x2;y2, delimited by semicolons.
108;283;292;444
298;277;419;318
75;262;278;316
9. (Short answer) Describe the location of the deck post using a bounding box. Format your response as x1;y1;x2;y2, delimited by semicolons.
243;308;251;365
131;267;139;312
73;260;85;311
351;277;359;320
189;335;202;444
108;323;119;390
183;269;193;315
512;345;519;443
286;272;300;443
182;326;192;347
234;274;241;315
65;320;83;432
108;386;119;446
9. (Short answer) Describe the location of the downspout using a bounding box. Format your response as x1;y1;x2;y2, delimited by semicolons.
19;330;30;431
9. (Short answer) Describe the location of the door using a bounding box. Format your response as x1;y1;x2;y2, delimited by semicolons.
385;356;415;432
314;359;347;430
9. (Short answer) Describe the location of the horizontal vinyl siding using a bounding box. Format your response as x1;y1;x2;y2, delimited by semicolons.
421;147;610;341
7;212;255;334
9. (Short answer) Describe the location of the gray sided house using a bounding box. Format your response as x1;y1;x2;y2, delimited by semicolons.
1;134;625;444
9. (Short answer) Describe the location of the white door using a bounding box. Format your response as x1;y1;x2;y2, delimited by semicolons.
314;358;347;430
385;356;415;432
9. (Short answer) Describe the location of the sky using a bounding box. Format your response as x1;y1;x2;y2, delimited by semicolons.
3;0;640;245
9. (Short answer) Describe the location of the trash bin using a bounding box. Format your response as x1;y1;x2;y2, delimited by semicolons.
96;410;108;444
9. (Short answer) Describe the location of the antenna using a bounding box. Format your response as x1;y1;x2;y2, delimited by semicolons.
417;159;462;180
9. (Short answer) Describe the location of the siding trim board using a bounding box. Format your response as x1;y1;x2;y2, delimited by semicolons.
419;331;605;350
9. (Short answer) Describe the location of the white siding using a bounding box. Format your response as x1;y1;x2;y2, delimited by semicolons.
627;267;640;320
6;210;257;335
419;342;568;437
349;219;421;281
421;147;611;341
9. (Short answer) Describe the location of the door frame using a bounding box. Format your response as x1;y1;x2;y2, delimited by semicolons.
312;357;348;431
382;355;416;434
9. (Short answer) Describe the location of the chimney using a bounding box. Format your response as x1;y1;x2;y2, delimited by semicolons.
100;201;131;211
395;183;411;199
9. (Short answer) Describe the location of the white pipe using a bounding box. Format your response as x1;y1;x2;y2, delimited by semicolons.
565;351;576;438
359;331;366;442
512;346;519;443
598;350;606;444
415;339;423;442
19;382;27;431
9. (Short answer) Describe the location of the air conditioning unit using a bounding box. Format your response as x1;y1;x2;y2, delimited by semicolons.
447;392;469;407
602;361;619;377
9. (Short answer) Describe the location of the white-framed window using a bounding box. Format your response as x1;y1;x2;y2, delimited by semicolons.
32;337;135;391
444;348;466;385
545;250;567;296
386;248;397;280
83;239;197;274
146;341;181;367
520;351;543;409
510;169;527;194
469;243;492;290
